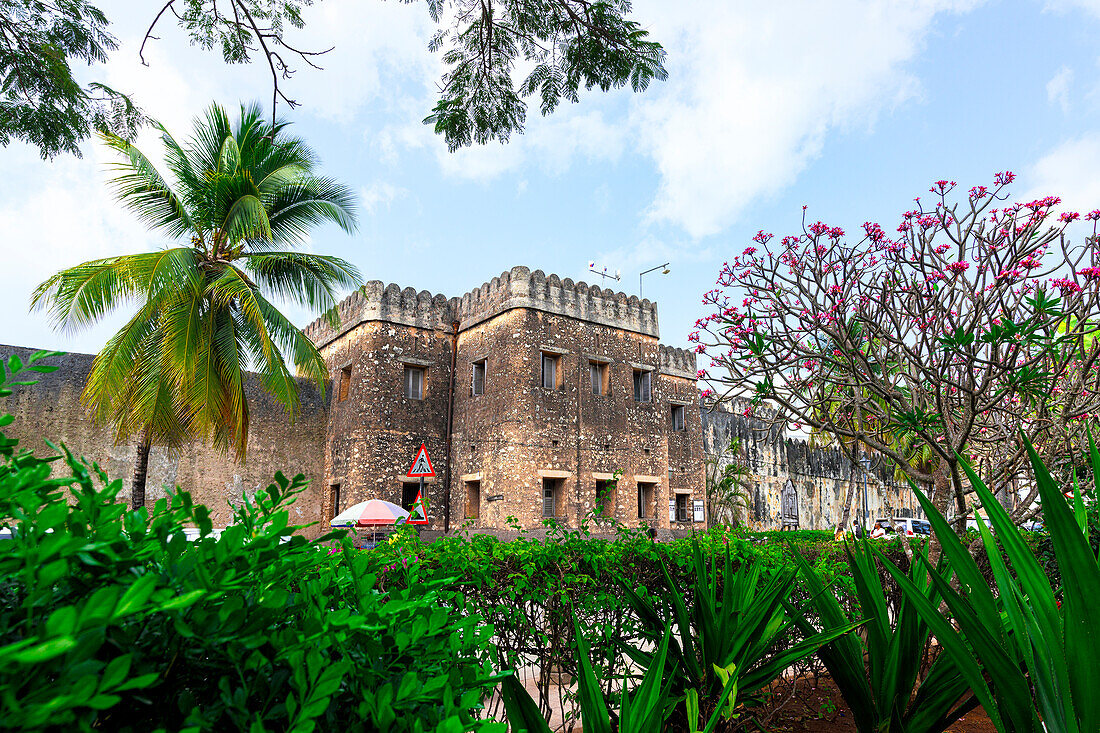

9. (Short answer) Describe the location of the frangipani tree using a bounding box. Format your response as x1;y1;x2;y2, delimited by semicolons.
32;102;360;508
695;174;1100;526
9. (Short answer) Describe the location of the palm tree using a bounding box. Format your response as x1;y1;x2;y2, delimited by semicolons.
32;102;361;509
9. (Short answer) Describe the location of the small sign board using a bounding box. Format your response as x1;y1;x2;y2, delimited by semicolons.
406;488;429;525
693;500;705;523
407;443;435;478
487;494;504;502
668;499;675;522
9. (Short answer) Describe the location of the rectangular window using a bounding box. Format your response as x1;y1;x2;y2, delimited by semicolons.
596;479;615;517
471;360;486;396
465;481;480;519
589;360;610;395
541;352;562;390
542;478;559;518
633;369;652;402
637;482;655;519
327;483;341;523
401;482;420;512
676;493;689;522
338;366;351;402
404;365;425;400
671;404;686;432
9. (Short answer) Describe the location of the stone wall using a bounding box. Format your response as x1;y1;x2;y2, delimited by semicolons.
701;403;924;530
0;346;329;534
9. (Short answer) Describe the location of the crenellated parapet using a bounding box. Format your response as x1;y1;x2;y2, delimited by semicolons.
658;345;697;380
303;280;457;347
456;266;659;337
305;265;664;348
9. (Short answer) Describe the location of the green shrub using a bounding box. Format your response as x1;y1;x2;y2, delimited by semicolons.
0;353;503;732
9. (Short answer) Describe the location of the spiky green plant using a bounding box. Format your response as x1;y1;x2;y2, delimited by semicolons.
617;539;856;728
31;102;360;508
878;430;1100;733
791;541;977;733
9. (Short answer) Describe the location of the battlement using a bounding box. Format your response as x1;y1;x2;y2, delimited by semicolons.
455;266;659;337
303;280;456;346
305;265;662;347
658;344;697;379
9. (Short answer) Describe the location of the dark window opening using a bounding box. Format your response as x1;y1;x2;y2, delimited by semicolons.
589;360;610;395
472;360;486;396
633;369;652;402
541;352;562;390
401;482;419;512
338;366;351;402
327;483;341;523
404;365;425;400
675;493;689;522
542;478;561;518
596;479;615;517
672;404;686;431
637;482;654;519
465;481;480;519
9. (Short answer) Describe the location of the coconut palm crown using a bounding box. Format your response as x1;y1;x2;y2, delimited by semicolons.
31;102;361;507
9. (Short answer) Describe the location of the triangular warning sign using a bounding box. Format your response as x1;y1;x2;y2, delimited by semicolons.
406;488;429;525
407;443;435;477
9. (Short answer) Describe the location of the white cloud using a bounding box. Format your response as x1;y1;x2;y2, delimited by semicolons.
1043;0;1100;19
1024;133;1100;215
1047;66;1074;112
359;181;407;214
631;0;983;238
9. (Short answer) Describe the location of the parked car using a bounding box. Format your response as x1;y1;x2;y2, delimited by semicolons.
873;517;931;537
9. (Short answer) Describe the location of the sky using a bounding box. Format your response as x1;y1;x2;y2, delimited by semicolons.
4;0;1100;358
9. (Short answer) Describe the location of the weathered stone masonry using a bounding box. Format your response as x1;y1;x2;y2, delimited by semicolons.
0;345;329;532
303;266;707;537
700;403;923;530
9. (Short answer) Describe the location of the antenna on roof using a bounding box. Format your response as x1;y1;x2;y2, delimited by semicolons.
588;261;622;283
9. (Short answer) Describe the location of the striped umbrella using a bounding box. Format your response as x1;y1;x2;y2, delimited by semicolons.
330;499;410;527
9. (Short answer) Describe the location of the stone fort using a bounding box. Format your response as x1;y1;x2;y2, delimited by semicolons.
1;265;917;536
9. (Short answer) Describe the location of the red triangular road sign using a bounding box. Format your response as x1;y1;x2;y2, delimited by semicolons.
406;488;429;525
407;443;435;477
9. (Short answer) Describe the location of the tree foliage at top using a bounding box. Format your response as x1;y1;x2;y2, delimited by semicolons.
0;0;143;158
2;0;666;159
416;0;667;150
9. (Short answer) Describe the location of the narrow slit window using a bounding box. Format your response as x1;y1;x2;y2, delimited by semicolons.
541;352;562;390
542;479;558;518
596;479;615;517
465;481;480;519
676;494;689;522
401;482;419;512
589;360;610;395
404;365;425;400
472;360;486;396
338;366;352;402
637;482;654;519
672;404;686;432
633;369;652;403
328;483;341;522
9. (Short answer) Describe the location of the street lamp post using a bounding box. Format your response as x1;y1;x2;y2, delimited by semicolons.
639;262;670;299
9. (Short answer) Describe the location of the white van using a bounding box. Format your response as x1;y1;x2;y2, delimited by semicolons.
873;517;932;537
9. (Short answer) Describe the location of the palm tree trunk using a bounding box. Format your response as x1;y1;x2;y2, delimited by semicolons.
131;427;151;510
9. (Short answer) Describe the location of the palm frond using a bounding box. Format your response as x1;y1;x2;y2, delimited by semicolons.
100;132;194;238
263;175;359;246
243;251;362;316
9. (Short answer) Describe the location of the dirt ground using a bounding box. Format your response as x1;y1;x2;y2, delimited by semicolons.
529;675;999;732
757;677;997;733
